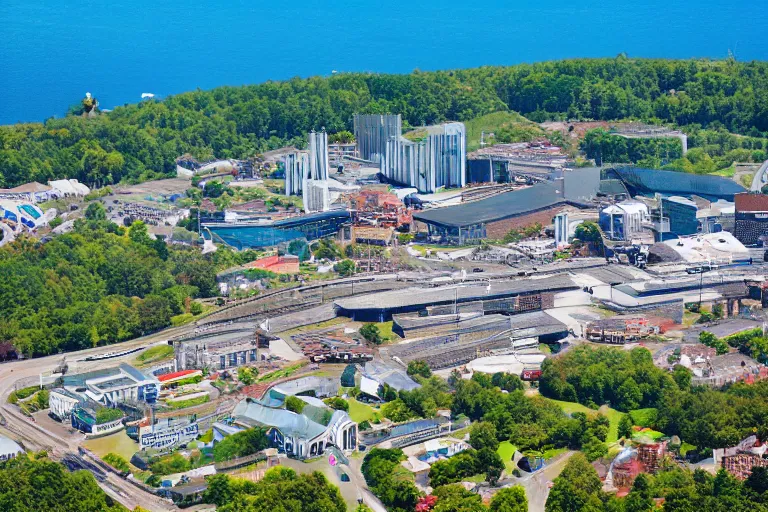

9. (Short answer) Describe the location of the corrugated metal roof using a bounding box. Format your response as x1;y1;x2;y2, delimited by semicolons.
735;192;768;212
412;182;565;228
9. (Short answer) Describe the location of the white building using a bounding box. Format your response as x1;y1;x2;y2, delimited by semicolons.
49;388;82;421
600;201;650;242
232;396;358;459
59;363;159;408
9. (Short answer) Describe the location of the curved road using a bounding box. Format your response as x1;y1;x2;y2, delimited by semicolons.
750;159;768;191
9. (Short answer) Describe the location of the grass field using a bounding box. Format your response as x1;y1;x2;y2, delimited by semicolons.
464;111;544;152
497;441;518;473
709;166;736;177
369;321;398;343
347;398;378;424
133;344;174;366
547;399;625;443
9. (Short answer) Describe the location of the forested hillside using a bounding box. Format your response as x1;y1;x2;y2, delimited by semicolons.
2;57;768;188
0;456;124;512
0;210;259;358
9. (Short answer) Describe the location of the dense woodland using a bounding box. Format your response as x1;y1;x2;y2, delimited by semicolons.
0;456;124;512
0;210;261;358
540;346;768;450
3;58;768;187
545;452;768;512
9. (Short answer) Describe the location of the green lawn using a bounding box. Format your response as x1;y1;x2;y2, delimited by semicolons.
708;166;736;177
547;399;625;443
497;441;518;473
347;398;378;424
464;111;544;152
369;321;398;343
133;344;174;366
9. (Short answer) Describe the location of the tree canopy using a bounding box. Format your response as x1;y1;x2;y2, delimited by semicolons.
5;58;768;189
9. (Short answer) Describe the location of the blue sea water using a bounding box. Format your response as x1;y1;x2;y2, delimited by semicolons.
1;0;767;125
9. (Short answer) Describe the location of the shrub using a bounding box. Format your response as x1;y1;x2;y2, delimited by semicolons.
285;396;305;414
324;397;349;412
359;324;383;345
103;453;131;473
95;407;124;424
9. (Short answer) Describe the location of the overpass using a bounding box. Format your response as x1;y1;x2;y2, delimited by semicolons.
750;159;768;191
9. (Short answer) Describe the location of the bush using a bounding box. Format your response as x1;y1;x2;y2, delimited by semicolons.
48;217;63;229
406;360;431;379
334;259;356;277
150;453;191;475
190;301;203;315
103;453;131;473
212;427;270;462
285;396;305;414
95;407;123;424
324;397;349;411
359;324;383;345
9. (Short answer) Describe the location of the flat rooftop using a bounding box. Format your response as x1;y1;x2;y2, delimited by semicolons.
335;275;576;312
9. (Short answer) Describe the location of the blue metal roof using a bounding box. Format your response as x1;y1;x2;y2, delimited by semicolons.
604;167;745;201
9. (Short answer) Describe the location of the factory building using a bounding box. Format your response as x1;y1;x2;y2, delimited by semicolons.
354;114;402;164
174;327;273;372
661;196;699;236
284;152;308;196
603;167;745;201
203;209;352;249
284;132;332;213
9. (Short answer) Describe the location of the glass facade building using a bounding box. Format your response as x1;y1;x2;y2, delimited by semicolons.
204;210;351;249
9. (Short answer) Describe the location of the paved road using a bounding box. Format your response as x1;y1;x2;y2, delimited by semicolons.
520;451;575;512
750;159;768;191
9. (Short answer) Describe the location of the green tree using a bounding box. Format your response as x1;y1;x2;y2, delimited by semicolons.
285;396;305;414
237;366;256;385
489;486;528;512
407;360;432;379
359;323;383;345
618;414;634;439
334;259;356;277
478;447;505;485
433;484;485;512
84;202;106;221
469;421;499;451
545;453;603;512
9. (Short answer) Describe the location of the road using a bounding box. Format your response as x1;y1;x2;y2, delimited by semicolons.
520;451;575;512
0;325;195;511
750;159;768;191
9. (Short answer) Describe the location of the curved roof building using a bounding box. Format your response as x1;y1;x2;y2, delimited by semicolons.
0;435;23;461
604;167;745;201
